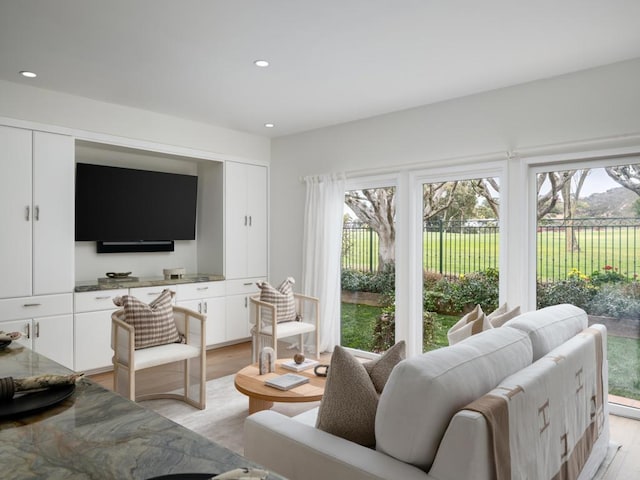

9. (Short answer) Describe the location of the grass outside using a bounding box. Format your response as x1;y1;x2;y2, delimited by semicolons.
343;229;639;281
341;302;640;401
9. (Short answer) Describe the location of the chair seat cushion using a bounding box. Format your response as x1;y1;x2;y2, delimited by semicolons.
134;343;201;370
255;321;316;336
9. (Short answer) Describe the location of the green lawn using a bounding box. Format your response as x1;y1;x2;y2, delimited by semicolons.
341;302;640;401
343;228;639;281
608;334;640;400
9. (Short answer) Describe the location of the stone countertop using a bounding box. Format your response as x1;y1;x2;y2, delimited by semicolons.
75;273;225;292
0;344;283;480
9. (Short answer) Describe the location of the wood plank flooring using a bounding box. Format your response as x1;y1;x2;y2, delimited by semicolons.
89;341;640;479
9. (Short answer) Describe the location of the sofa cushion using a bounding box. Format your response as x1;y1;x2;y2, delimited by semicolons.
375;327;532;471
487;303;521;328
503;303;587;361
113;289;181;350
316;341;405;447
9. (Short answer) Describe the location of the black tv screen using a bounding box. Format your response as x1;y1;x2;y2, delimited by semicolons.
75;163;198;243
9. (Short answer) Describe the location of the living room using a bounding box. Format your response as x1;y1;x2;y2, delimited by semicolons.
1;2;640;479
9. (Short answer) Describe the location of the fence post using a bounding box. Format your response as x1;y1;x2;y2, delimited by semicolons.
439;220;444;275
368;226;374;272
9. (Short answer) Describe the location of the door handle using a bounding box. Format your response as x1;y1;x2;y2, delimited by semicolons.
34;205;40;221
249;215;252;226
35;322;40;338
203;301;208;314
25;206;30;221
25;323;31;339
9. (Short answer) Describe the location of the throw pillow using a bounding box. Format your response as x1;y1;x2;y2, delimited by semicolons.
256;277;297;323
316;341;406;447
113;289;182;349
446;304;491;345
487;303;521;328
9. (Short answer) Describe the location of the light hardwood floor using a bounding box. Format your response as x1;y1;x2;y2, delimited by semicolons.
89;342;640;479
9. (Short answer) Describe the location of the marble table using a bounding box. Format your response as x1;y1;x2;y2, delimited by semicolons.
0;344;283;479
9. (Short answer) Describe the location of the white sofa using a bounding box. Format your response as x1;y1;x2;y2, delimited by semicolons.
244;304;610;480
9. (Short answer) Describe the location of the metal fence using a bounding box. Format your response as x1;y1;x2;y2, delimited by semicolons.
342;218;640;281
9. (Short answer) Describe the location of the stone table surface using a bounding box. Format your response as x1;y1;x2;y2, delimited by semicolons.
0;344;283;480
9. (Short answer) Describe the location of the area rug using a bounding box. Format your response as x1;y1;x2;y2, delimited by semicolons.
140;374;319;455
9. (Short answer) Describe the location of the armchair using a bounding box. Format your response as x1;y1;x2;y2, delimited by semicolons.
249;293;320;362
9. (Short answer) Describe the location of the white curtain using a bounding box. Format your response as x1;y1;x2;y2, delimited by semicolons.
302;173;346;353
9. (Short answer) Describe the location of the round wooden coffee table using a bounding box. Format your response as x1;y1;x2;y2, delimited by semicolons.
234;359;326;414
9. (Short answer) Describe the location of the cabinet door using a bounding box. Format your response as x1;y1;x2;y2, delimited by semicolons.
34;313;74;369
0;126;32;298
246;165;267;278
225;162;250;279
203;297;226;345
225;294;250;341
75;311;114;372
32;132;74;295
0;318;33;349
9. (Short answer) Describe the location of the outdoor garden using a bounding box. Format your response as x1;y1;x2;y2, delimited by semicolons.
341;166;640;401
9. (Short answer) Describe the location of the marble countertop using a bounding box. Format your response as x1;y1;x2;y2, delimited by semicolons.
0;344;283;479
75;273;225;292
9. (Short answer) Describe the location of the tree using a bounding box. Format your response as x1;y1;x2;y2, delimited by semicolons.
606;165;640;195
536;171;574;220
345;188;396;271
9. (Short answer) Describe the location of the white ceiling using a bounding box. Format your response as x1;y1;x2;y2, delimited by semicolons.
1;1;640;138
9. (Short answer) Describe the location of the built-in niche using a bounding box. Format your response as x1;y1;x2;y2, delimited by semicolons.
74;140;224;282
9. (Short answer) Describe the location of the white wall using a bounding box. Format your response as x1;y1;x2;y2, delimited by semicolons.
270;57;640;285
0;79;270;162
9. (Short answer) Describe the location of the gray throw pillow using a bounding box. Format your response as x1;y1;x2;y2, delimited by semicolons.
315;341;406;447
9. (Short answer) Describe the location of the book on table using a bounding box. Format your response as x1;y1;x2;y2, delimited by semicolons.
280;358;320;372
265;373;310;391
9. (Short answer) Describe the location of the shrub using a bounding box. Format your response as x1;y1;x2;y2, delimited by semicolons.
589;265;628;286
587;283;640;319
371;306;437;353
537;275;596;311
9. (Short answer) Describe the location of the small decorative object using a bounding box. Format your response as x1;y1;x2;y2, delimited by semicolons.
314;364;329;377
259;347;275;375
163;267;186;280
106;271;132;279
0;373;83;401
293;353;305;364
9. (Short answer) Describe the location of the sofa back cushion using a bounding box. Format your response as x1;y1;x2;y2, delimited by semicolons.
375;327;532;471
503;304;587;361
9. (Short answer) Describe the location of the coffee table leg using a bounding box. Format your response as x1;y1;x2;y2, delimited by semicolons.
249;397;274;414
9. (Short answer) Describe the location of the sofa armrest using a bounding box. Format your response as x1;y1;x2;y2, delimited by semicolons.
244;410;432;480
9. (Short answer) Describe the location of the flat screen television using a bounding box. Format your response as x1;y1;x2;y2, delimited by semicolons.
75;163;198;252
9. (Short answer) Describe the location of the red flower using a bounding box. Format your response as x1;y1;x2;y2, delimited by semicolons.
603;265;613;271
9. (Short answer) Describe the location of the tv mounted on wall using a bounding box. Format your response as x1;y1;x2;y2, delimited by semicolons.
75;163;198;253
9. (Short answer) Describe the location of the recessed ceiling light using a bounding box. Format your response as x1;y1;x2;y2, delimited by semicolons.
19;70;37;78
264;123;275;128
254;60;270;68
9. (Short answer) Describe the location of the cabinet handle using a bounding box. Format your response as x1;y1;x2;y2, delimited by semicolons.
197;286;209;291
25;323;30;339
147;292;163;296
244;215;248;226
203;301;208;314
249;215;252;226
25;206;30;221
34;205;40;221
35;322;40;338
197;303;202;314
244;297;248;308
243;282;252;286
95;295;111;300
23;303;42;307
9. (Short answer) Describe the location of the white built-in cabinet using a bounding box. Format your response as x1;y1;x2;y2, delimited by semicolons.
0;294;74;369
0;125;74;299
225;162;267;280
225;278;263;341
176;282;226;346
0;125;74;369
74;289;127;372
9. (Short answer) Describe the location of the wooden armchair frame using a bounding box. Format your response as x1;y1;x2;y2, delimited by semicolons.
249;293;320;362
111;305;207;409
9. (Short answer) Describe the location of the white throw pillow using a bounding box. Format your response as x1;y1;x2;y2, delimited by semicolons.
446;304;491;345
